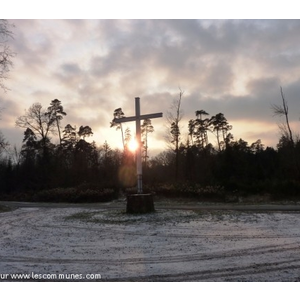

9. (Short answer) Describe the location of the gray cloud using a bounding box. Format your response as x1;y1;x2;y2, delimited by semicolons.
3;19;300;151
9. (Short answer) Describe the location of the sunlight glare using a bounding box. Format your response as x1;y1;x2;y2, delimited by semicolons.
128;139;138;152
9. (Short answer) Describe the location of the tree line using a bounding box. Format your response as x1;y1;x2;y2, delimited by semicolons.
0;89;300;200
0;99;152;195
1;20;300;201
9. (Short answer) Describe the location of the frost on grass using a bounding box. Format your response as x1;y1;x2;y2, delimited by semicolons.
2;206;300;281
64;209;279;226
65;209;200;225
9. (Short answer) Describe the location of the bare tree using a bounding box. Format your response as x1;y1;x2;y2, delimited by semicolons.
16;102;56;146
166;88;184;180
11;145;22;165
0;19;15;92
0;130;9;156
271;87;294;146
0;21;13;155
0;107;9;156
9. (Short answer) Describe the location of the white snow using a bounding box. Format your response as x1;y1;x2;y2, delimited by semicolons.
1;202;300;282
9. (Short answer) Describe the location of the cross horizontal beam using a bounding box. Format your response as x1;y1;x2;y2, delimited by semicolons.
113;112;163;124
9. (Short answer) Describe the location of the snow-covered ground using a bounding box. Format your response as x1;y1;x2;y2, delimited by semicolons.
1;201;300;282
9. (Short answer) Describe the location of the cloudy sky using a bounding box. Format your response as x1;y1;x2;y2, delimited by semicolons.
1;17;300;155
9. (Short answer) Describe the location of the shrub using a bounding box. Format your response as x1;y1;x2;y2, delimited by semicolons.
31;187;117;203
151;183;225;199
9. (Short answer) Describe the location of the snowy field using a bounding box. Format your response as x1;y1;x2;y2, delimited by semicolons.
1;201;300;282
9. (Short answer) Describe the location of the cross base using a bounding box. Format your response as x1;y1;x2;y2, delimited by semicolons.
126;194;155;214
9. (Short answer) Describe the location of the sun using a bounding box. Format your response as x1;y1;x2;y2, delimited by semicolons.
128;139;138;152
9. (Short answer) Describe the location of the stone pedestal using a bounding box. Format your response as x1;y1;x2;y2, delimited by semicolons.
126;194;155;213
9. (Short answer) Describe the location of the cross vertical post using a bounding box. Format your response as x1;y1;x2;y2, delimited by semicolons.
135;97;143;193
112;97;162;198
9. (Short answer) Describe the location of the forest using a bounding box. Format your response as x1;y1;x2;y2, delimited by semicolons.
1;19;300;203
1;92;300;203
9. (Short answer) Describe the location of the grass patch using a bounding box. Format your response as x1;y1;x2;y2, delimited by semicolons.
65;208;279;226
0;205;12;213
64;209;200;226
64;211;96;221
192;209;275;224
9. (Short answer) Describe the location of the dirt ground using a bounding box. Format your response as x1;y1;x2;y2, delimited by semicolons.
1;199;300;282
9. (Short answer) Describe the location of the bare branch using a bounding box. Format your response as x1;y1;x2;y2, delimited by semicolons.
271;86;294;145
0;20;15;92
271;103;285;116
15;103;56;142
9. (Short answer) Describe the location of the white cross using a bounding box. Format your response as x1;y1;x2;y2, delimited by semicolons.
113;97;163;193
